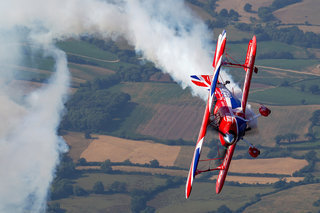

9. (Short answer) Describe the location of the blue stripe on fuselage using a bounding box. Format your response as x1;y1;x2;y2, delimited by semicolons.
230;96;241;109
211;66;221;96
236;117;247;138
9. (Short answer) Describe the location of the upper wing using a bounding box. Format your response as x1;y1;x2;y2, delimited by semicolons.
209;30;227;113
241;35;257;114
185;30;227;199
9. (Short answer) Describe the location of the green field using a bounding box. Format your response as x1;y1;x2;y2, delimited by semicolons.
51;194;131;213
75;173;167;192
110;82;197;105
245;183;320;213
57;40;118;61
148;183;275;212
28;3;320;213
249;86;320;105
256;58;320;71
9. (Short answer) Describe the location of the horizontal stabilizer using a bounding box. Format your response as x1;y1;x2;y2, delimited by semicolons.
190;75;212;89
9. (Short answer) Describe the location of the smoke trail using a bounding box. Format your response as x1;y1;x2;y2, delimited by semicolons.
0;0;247;212
0;0;240;99
0;30;70;211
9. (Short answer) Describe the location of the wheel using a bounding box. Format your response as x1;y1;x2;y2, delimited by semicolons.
248;147;260;158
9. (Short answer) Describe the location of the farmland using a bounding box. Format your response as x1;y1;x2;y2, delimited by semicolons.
13;0;320;212
55;31;320;212
246;183;320;212
80;135;181;166
273;0;320;26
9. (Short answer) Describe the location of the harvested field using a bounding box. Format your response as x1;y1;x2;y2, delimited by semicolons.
138;103;204;141
210;175;304;184
273;0;320;26
52;194;131;213
63;132;92;162
245;183;320;213
216;0;273;23
112;166;187;176
9;80;45;94
245;104;320;147
250;83;275;93
229;157;308;175
80;135;181;166
69;63;115;81
298;25;320;34
186;2;214;21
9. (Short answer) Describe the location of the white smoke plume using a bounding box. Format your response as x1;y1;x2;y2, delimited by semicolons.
0;41;70;212
0;0;240;99
0;0;245;212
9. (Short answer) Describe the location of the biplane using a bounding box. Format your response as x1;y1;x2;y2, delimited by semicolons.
185;30;271;198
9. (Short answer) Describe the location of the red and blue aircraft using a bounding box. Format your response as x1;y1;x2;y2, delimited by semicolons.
185;30;271;198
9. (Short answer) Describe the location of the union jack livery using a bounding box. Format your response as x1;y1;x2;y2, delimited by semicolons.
185;30;271;198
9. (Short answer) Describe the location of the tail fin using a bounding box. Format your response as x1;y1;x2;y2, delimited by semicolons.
241;36;257;114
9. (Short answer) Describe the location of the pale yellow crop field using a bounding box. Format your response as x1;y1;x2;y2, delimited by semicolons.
80;135;181;166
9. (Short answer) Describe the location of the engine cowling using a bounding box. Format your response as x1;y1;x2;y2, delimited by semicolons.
259;105;271;117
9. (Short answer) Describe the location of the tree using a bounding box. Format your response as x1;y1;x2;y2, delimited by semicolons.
274;179;286;188
109;181;127;193
244;3;252;12
61;84;131;132
258;7;276;22
84;130;92;139
271;0;302;10
309;85;319;94
280;80;289;87
310;110;320;126
217;205;232;213
101;159;113;173
304;132;316;141
284;133;299;143
304;150;317;162
56;155;76;178
93;181;104;194
304;173;315;183
275;135;284;144
47;203;65;213
229;9;240;21
51;179;74;200
77;158;87;166
73;185;88;196
219;9;228;17
149;159;160;168
131;190;147;213
313;199;320;207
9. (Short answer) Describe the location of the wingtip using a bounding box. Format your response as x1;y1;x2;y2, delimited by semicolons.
252;35;256;42
222;29;226;36
185;187;191;199
216;187;222;194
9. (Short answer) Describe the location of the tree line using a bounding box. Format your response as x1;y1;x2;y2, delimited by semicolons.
60;74;132;133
